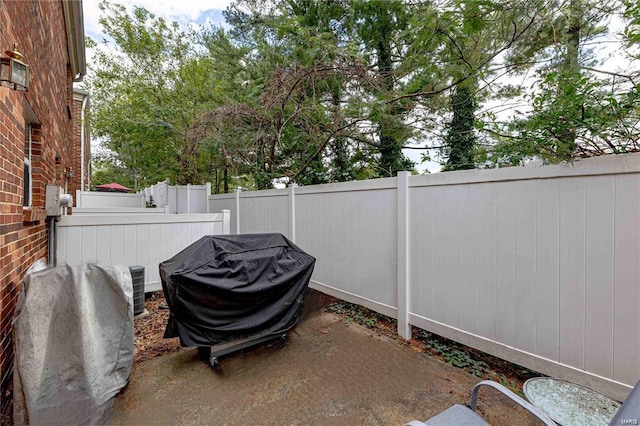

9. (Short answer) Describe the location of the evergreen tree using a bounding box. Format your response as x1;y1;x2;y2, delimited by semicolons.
492;0;637;163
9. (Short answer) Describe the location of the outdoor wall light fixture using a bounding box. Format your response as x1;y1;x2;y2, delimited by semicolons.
1;43;30;91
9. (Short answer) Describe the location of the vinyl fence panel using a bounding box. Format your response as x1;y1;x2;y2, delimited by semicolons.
76;190;145;208
57;211;230;292
207;153;640;401
240;190;290;236
140;181;211;213
407;160;640;401
208;193;237;231
613;175;640;384
296;180;398;312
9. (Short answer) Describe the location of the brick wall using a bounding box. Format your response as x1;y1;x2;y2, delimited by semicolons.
0;1;78;418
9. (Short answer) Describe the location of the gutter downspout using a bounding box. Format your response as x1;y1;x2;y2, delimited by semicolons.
80;94;88;191
62;0;86;82
48;217;57;266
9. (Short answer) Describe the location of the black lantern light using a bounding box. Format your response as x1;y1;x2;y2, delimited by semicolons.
1;43;30;91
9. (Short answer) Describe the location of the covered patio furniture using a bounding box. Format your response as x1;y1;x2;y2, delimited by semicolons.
160;233;315;368
13;262;134;425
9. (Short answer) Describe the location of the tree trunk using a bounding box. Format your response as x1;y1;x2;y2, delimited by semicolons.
223;166;229;193
330;89;354;182
555;0;582;158
443;85;476;171
375;8;405;177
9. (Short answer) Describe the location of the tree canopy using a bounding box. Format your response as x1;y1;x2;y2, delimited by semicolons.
84;0;640;191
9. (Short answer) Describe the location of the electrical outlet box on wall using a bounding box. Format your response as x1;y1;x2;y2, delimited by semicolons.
45;185;63;216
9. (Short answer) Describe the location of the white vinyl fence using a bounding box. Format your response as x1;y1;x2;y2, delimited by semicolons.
208;152;640;401
76;190;145;208
56;211;231;292
140;180;211;214
72;206;171;215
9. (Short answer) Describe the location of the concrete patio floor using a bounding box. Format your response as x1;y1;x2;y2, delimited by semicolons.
110;290;540;425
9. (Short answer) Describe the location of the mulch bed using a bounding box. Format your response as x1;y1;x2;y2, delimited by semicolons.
134;292;181;363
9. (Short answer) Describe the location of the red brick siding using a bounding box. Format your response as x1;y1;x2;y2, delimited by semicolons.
0;0;79;417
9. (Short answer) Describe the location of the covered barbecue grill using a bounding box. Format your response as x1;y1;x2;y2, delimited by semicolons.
160;233;315;367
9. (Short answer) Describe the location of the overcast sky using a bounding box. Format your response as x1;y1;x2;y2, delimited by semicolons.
83;0;232;42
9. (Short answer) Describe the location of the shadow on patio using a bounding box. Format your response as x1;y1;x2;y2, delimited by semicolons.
110;290;540;425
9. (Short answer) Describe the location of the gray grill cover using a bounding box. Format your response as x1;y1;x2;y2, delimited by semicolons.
160;233;315;347
12;262;134;425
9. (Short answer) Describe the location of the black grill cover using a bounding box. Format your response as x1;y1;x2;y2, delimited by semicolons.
160;233;316;347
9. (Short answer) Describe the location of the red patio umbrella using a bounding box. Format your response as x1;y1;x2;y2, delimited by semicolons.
95;182;131;193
